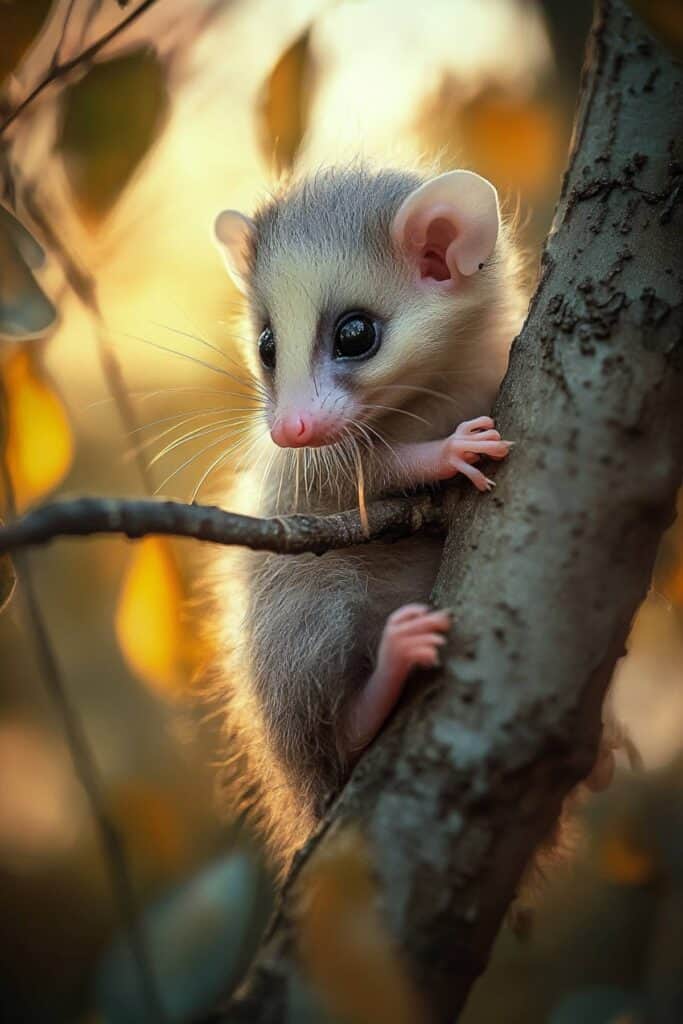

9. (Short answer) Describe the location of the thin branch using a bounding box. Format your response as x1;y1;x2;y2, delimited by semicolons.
0;382;168;1024
14;553;169;1024
22;188;155;493
0;0;161;134
0;491;448;557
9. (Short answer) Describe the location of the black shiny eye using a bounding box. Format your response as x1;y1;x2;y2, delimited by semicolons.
258;325;276;370
333;312;380;360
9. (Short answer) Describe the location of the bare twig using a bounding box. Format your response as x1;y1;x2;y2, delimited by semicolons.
0;382;167;1024
0;491;448;557
0;0;161;134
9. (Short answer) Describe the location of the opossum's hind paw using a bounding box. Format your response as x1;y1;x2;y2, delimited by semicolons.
442;416;513;492
346;604;451;755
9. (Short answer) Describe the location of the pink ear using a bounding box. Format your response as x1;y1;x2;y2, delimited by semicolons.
213;209;256;292
391;171;500;286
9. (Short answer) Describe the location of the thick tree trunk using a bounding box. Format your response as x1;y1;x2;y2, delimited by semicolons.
208;2;683;1020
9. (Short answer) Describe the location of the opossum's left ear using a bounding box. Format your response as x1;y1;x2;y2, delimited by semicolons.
213;210;256;292
391;170;500;284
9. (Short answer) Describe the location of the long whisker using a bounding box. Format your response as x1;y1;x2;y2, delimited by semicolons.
85;385;265;411
191;429;268;503
294;450;301;510
351;436;369;533
377;383;458;403
126;411;239;461
120;331;266;397
128;405;257;436
152;322;270;401
361;403;432;427
257;446;278;508
351;417;401;464
155;427;257;495
148;418;255;467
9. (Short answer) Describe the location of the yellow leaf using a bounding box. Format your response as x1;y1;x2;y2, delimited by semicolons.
115;536;197;698
417;79;560;199
256;30;312;175
296;827;425;1024
460;91;560;196
3;347;73;510
599;827;657;886
630;0;683;58
108;779;187;878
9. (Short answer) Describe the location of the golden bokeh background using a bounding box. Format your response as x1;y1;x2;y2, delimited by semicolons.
0;1;681;1022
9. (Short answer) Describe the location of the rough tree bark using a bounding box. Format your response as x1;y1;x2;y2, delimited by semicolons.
204;2;683;1021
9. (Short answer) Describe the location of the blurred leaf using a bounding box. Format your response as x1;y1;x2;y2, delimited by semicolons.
0;205;46;269
108;780;188;879
549;986;639;1024
296;827;425;1024
0;0;53;86
58;49;169;226
629;0;683;58
115;536;199;698
0;208;56;340
598;823;657;886
0;519;16;613
256;30;312;174
287;974;348;1024
3;347;72;510
459;90;560;197
95;852;259;1023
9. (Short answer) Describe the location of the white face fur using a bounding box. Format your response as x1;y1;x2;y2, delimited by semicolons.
214;168;502;450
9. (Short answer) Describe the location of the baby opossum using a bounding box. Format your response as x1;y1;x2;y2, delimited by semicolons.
209;164;525;860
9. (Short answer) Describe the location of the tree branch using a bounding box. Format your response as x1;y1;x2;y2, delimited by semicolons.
0;0;160;135
0;492;448;557
199;2;683;1021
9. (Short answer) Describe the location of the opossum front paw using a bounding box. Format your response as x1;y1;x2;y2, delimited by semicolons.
442;416;512;491
347;604;451;753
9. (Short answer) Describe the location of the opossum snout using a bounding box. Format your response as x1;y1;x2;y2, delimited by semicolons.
270;410;344;448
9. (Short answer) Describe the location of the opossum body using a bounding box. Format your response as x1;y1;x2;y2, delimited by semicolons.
208;165;526;860
208;166;634;913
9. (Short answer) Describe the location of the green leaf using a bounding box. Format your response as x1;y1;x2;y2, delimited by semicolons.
57;48;169;226
0;0;53;87
0;205;46;269
95;852;262;1023
0;207;56;340
287;975;349;1024
550;986;639;1024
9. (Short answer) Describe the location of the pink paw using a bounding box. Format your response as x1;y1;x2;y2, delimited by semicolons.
347;604;451;753
377;603;451;674
442;416;512;491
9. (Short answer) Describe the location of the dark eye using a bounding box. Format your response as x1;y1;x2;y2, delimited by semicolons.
258;325;276;370
333;312;380;360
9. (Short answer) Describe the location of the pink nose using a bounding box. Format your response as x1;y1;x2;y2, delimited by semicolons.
270;414;314;448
